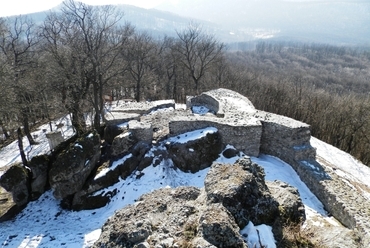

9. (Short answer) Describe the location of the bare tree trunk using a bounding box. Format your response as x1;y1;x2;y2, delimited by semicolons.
17;127;28;167
0;118;10;139
71;103;86;136
23;113;36;145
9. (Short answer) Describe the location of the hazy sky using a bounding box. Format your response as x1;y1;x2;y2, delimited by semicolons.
0;0;166;17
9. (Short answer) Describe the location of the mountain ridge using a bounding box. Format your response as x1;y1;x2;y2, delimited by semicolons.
5;0;369;46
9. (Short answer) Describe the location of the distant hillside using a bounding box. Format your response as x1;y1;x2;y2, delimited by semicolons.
5;0;370;46
12;3;230;41
156;0;370;45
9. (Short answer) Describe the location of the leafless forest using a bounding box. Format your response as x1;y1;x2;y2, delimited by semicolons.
1;0;369;166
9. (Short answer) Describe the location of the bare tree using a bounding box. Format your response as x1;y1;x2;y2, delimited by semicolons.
0;16;39;145
174;23;225;94
42;0;133;133
123;32;157;102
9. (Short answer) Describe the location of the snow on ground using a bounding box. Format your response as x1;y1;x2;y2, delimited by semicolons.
166;127;218;144
0;139;331;248
311;137;370;191
192;105;212;115
0;156;209;248
0;115;75;169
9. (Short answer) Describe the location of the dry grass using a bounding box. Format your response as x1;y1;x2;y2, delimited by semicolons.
277;224;327;248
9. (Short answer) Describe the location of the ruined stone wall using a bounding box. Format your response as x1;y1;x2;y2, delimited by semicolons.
180;89;370;246
257;111;316;164
294;160;370;247
169;117;262;157
104;88;370;245
186;94;222;116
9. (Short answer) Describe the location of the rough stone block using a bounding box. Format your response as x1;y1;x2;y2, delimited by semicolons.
128;120;153;143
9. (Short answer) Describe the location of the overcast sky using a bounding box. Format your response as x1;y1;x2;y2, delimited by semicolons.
0;0;166;17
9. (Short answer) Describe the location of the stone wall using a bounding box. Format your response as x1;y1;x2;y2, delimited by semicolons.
257;111;316;164
169;117;262;157
186;94;223;117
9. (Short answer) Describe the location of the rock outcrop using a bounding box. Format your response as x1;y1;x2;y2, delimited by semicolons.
111;131;137;157
205;158;279;228
28;155;49;200
266;180;306;225
49;132;101;199
0;163;30;206
93;157;298;248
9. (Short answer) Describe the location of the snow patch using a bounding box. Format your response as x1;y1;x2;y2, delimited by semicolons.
240;221;276;248
167;127;217;144
192;105;211;115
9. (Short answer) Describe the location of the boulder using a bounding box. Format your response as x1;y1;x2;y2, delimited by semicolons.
93;186;248;248
0;163;30;206
111;131;137;157
167;130;223;173
72;141;152;210
28;155;49;200
128;120;153;143
0;184;19;222
71;161;120;210
204;157;279;227
199;203;247;248
103;124;126;144
267;180;306;225
49;132;101;199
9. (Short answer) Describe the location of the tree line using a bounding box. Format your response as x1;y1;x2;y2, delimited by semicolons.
1;0;370;167
227;42;370;166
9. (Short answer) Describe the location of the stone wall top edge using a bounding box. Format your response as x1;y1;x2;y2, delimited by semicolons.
254;111;311;129
169;115;262;127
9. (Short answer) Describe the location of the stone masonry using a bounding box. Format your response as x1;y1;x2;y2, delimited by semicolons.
105;88;370;246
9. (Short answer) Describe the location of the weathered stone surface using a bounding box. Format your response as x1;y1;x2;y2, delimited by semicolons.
169;118;262;156
267;180;306;225
205;157;279;227
94;157;295;248
257;110;316;165
71;160;120;211
222;146;239;158
0;184;20;222
103;124;127;144
128;120;153;143
140;108;191;141
111;131;137;157
28;155;49;200
49;132;101;199
132;141;153;171
112;99;175;115
199;203;247;248
93;185;248;248
0;163;30;206
167;130;223;173
104;112;140;126
295;159;370;247
93;187;202;248
187;93;223;116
